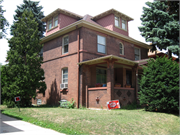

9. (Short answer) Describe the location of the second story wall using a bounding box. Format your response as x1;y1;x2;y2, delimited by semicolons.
80;27;148;61
43;29;78;62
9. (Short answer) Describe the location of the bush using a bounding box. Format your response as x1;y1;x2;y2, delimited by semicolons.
138;56;179;113
59;98;75;109
121;102;141;110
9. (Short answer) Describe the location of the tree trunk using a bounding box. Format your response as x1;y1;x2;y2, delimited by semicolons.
168;50;172;59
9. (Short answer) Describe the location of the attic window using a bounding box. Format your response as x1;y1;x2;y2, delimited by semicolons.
54;16;58;27
115;16;120;27
48;20;52;30
122;19;126;30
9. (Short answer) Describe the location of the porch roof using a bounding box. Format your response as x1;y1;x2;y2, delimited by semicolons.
78;55;150;66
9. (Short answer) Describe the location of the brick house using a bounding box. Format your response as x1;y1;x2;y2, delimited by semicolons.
32;8;151;108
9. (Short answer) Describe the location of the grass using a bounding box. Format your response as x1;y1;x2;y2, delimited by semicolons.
1;105;180;135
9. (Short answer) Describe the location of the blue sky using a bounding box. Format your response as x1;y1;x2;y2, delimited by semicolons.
0;0;155;65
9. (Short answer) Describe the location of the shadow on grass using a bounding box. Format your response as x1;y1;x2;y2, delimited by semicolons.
1;110;23;120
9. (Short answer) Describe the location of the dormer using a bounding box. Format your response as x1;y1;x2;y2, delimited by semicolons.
41;8;82;36
92;9;133;36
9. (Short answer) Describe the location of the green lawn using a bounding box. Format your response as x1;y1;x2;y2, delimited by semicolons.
1;105;179;135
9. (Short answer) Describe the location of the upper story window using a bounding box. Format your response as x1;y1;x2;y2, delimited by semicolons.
62;68;68;84
62;36;69;54
119;42;124;55
97;35;106;54
48;19;52;30
134;47;141;60
54;16;58;27
115;16;120;27
122;19;126;30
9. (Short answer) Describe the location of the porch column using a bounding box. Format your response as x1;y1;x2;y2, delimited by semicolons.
106;61;114;101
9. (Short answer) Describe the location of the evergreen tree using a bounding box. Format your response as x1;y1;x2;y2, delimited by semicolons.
139;1;179;58
138;56;179;113
10;0;45;38
2;10;46;107
0;0;9;39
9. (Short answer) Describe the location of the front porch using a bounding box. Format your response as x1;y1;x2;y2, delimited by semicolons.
78;55;148;109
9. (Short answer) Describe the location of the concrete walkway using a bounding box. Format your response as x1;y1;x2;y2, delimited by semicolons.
0;113;65;135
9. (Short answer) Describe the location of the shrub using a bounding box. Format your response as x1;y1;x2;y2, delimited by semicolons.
59;98;75;109
138;56;179;113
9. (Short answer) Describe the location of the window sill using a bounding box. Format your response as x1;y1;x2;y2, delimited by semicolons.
114;26;127;32
119;54;125;58
47;25;58;32
96;52;106;56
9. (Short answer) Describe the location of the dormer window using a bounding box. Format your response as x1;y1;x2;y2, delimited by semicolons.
48;20;52;30
54;16;58;27
115;16;120;27
122;19;126;30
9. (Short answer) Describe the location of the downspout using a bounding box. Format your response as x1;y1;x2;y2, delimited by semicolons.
77;25;80;108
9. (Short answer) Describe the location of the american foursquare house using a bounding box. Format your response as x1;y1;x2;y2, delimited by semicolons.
32;8;151;108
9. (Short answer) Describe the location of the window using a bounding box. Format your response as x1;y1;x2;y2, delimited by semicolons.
62;36;69;54
96;68;106;84
126;70;132;86
97;35;106;54
119;42;124;55
134;47;141;60
39;48;43;57
122;19;126;30
115;16;120;27
48;19;52;30
62;68;68;84
54;16;58;27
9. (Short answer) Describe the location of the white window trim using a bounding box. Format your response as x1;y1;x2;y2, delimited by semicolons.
62;35;69;54
114;16;120;27
97;35;106;54
48;19;52;30
62;68;68;84
119;42;124;55
134;47;141;60
53;15;58;27
121;19;127;30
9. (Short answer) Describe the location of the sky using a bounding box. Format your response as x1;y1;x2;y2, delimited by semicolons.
0;0;155;65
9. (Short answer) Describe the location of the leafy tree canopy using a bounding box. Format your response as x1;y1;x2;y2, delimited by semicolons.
10;0;45;38
139;1;179;57
0;0;9;39
2;10;46;107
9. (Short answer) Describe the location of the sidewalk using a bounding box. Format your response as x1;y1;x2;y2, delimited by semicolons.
0;113;66;135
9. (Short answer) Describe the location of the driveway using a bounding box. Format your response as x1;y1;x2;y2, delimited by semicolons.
0;113;65;135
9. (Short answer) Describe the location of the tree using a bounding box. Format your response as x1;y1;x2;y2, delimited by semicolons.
0;0;9;39
1;10;46;107
10;0;45;38
138;56;179;113
139;1;179;58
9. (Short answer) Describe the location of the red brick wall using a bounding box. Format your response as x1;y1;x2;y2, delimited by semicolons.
96;14;114;31
41;26;148;107
80;27;148;61
41;30;79;105
60;14;78;29
96;14;128;36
